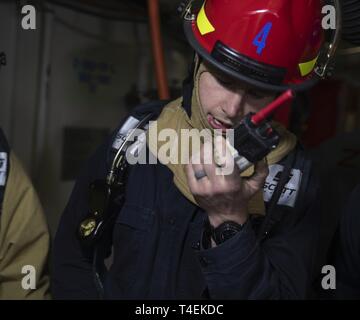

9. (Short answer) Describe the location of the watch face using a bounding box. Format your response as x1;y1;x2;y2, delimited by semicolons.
214;221;243;244
221;225;240;241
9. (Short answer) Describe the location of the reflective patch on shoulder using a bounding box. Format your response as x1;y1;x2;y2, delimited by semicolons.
112;116;140;150
263;164;302;207
0;152;8;186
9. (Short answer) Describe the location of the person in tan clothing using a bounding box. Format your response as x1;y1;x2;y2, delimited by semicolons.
0;128;50;299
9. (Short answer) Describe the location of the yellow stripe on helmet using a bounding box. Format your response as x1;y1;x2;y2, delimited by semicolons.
197;2;215;36
299;55;319;77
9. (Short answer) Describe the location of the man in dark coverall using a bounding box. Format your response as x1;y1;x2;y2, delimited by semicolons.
329;185;360;299
52;0;339;299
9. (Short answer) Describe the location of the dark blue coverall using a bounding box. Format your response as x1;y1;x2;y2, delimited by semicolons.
52;103;322;300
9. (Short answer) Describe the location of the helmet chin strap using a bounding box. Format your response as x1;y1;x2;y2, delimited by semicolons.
181;53;202;117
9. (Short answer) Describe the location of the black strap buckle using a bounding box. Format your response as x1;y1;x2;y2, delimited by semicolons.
0;52;6;68
258;150;297;241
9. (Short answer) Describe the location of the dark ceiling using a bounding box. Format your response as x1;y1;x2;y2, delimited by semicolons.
43;0;186;41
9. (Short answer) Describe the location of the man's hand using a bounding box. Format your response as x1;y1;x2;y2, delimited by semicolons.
185;137;268;228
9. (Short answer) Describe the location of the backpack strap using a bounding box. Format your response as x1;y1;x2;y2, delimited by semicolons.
79;100;169;247
295;151;316;219
258;146;315;241
78;100;169;298
0;129;10;218
258;150;297;240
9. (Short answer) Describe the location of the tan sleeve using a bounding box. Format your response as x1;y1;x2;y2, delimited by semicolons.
0;152;50;300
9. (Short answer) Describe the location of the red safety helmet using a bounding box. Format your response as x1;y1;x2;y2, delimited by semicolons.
181;0;341;92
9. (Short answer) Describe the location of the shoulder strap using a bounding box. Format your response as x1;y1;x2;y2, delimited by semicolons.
0;129;10;218
78;100;169;298
258;145;315;241
79;101;168;299
258;149;297;241
295;152;316;218
79;100;169;247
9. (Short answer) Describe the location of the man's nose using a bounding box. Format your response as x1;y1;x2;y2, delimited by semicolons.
222;91;245;120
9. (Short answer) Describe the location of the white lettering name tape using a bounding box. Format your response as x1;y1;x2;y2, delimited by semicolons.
112;116;140;150
0;152;8;187
263;164;302;207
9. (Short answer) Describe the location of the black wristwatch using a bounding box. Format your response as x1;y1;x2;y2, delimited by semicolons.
203;219;246;248
212;220;245;245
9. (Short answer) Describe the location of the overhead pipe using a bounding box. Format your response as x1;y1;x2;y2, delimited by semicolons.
147;0;170;99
